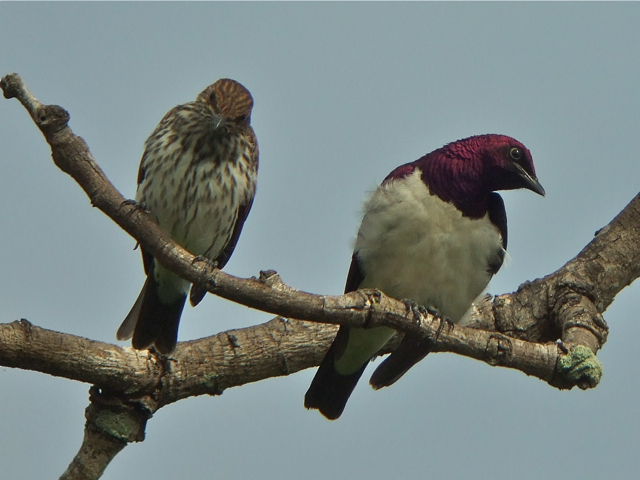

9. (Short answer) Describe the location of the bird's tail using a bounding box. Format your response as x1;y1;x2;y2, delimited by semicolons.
304;327;369;420
369;334;432;389
117;275;186;354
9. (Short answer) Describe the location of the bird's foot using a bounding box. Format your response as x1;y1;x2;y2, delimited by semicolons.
192;256;218;270
433;314;452;345
189;257;217;307
402;300;448;347
402;299;431;326
122;199;152;215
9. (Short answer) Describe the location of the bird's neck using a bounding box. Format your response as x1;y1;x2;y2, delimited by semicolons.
420;157;489;219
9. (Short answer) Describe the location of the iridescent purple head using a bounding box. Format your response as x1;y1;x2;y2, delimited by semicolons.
386;134;544;218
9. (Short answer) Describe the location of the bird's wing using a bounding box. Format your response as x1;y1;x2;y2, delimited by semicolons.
344;253;365;294
487;192;507;275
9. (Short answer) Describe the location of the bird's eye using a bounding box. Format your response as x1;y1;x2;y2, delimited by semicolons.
509;147;523;161
236;114;249;123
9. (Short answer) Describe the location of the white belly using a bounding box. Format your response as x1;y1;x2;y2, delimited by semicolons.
355;169;503;322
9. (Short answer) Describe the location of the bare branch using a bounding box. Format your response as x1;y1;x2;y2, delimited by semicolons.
3;71;637;385
0;287;591;400
0;317;334;402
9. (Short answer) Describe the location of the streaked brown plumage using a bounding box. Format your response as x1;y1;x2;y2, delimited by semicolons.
117;79;258;354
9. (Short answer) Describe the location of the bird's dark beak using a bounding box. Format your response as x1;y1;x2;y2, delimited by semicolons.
514;163;545;196
211;113;225;130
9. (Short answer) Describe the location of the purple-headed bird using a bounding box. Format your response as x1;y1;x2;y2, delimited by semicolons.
117;79;258;354
305;134;544;419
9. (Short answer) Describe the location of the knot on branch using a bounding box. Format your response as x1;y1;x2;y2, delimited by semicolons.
259;269;282;288
13;318;35;336
485;334;514;366
34;104;70;135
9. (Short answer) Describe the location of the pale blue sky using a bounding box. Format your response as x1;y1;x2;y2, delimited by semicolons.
1;3;639;479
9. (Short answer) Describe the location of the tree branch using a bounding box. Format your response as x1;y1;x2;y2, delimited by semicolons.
59;387;143;480
3;72;631;377
3;72;638;478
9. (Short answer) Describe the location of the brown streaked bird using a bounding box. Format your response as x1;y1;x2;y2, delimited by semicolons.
117;78;258;354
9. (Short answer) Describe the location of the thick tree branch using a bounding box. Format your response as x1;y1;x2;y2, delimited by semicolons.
0;317;335;403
